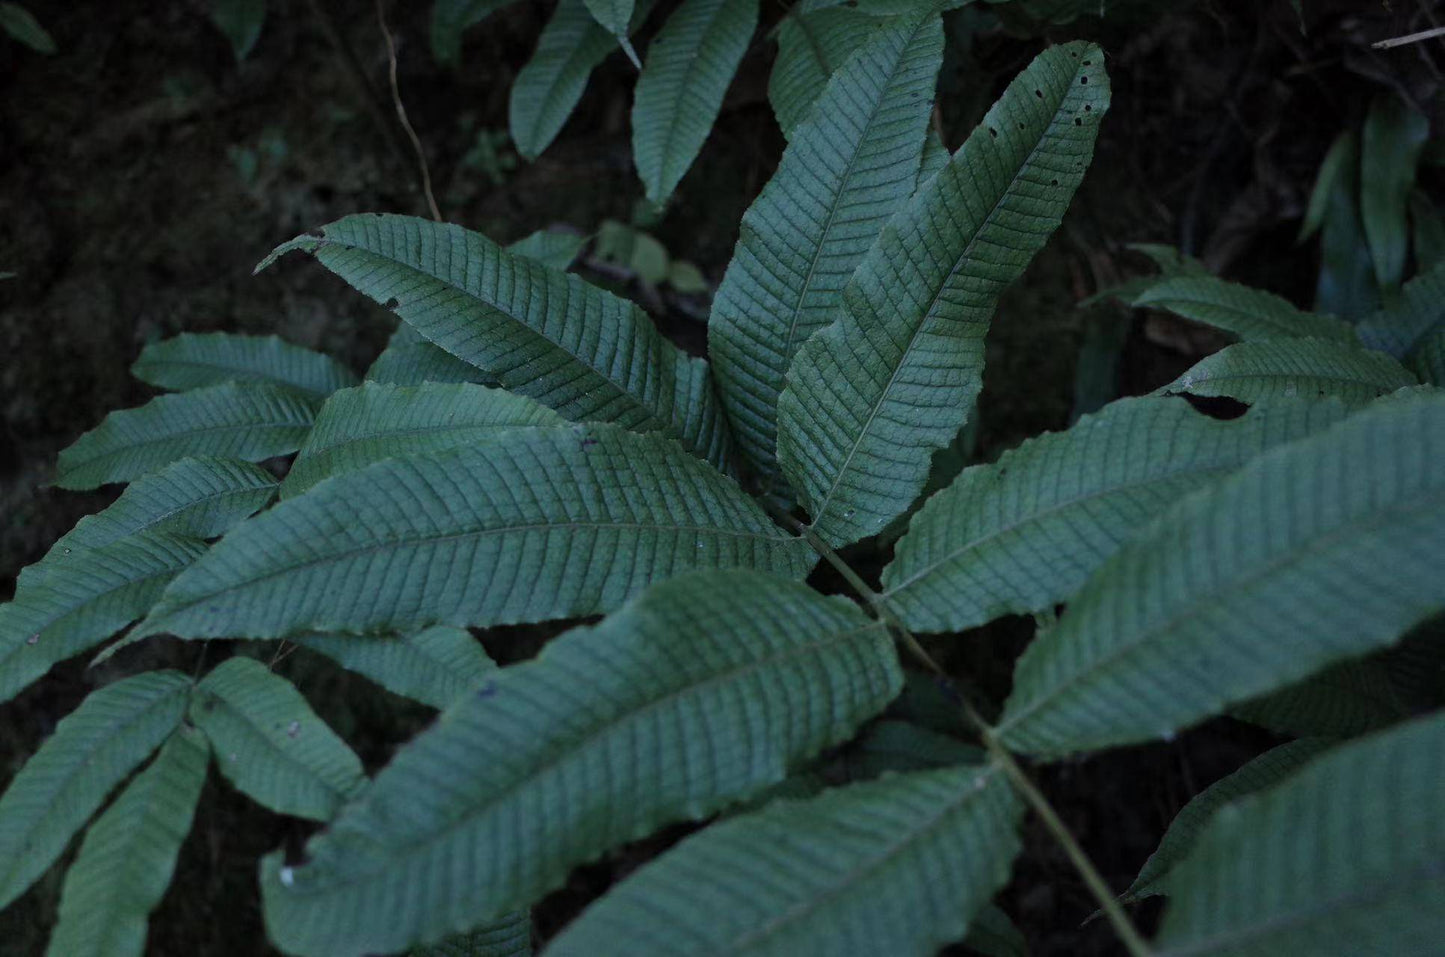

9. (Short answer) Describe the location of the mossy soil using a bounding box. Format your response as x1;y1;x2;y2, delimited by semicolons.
1;1;1437;954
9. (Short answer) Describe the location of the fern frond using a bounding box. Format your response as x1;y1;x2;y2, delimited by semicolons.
131;332;357;399
0;532;207;704
131;425;810;643
281;382;564;498
260;214;733;469
881;397;1350;633
1156;711;1445;956
45;726;209;957
546;763;1021;956
710;11;944;489
259;570;900;956
294;626;496;710
632;0;758;205
190;658;366;821
1154;338;1416;405
777;42;1110;546
997;392;1445;757
0;671;192;909
54;382;316;490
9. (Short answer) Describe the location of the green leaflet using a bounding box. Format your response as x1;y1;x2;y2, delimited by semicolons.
996;393;1445;758
366;323;491;387
132;425;810;643
294;626;496;710
131;332;357;399
1411;189;1445;272
1298;130;1355;244
504;228;587;270
632;0;758;205
54;382;318;490
583;0;637;58
1356;260;1445;358
261;214;733;469
0;2;56;54
0;671;192;909
431;0;522;67
0;532;207;705
768;6;878;138
844;718;984;778
1129;276;1354;342
209;0;265;60
1152;338;1417;406
259;570;901;956
1155;711;1445;956
1312;130;1379;319
777;42;1110;547
882;397;1350;634
19;456;276;591
546;763;1021;956
410;912;531;957
281;382;565;498
45;726;209;957
1360;94;1429;293
510;0;654;159
916;127;949;191
710;13;945;490
1123;738;1334;904
365;230;580;386
190;658;366;821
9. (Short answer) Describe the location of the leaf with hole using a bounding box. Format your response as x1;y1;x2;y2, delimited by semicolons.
997;392;1445;757
882;397;1349;634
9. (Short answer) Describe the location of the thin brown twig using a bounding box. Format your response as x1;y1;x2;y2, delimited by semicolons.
374;0;442;222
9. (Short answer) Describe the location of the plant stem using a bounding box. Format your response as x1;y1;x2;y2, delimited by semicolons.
793;521;1154;957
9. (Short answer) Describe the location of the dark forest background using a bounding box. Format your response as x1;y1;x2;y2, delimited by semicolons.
2;1;1441;953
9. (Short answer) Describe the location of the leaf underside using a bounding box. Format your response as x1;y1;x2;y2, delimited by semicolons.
1129;275;1354;343
1153;338;1417;406
130;332;357;400
881;397;1351;633
133;425;811;643
547;763;1022;957
777;41;1110;547
54;382;317;491
261;214;733;470
710;11;944;490
1156;711;1445;956
997;393;1445;757
260;570;901;956
294;626;496;711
